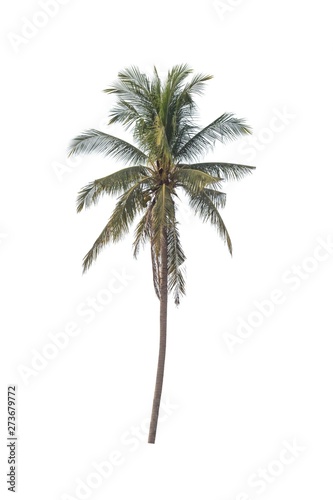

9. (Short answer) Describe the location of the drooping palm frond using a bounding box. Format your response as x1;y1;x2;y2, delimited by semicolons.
132;205;161;300
82;180;149;272
148;185;187;305
167;218;186;305
180;162;255;181
133;203;160;299
151;243;161;300
200;188;227;209
175;113;251;162
76;166;151;212
184;186;233;255
68;129;148;165
106;181;150;243
132;206;152;258
150;184;175;254
150;181;187;305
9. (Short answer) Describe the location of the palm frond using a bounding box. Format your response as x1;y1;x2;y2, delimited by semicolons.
68;129;148;165
104;67;156;128
171;123;197;157
107;99;142;130
151;243;161;300
132;208;152;258
159;66;203;152
167;218;186;305
181;72;213;97
149;185;174;257
201;188;227;209
77;166;151;212
132;206;161;300
184;187;232;254
150;184;187;305
82;180;147;272
182;162;256;181
105;66;151;96
151;185;175;231
175;168;222;194
176;113;252;162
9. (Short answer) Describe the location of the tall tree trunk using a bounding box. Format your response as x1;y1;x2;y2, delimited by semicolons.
148;228;168;444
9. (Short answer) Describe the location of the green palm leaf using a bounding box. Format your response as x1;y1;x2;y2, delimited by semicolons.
184;186;232;254
181;162;255;181
151;243;161;300
132;206;162;299
68;129;148;165
150;184;175;253
167;218;186;305
82;180;148;272
175;168;222;194
201;188;227;209
76;166;151;212
132;207;152;258
104;67;156;128
176;113;251;162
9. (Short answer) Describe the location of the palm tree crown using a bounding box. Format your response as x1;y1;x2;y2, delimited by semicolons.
69;64;255;305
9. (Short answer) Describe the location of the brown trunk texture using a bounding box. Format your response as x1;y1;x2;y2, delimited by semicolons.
148;229;168;444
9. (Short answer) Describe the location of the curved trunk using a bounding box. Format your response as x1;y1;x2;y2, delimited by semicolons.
148;228;168;444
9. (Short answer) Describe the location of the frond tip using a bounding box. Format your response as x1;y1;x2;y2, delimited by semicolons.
184;186;233;255
176;113;252;162
183;162;255;181
68;129;148;165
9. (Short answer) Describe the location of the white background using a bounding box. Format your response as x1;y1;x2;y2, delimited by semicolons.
1;0;333;499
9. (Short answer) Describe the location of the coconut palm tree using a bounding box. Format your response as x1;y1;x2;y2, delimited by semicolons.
68;64;255;443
